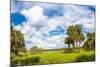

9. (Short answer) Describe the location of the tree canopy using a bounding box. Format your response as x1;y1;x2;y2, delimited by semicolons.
11;27;26;55
83;32;95;50
65;25;84;48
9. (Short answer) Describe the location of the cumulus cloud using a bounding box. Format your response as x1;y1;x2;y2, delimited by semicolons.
20;6;47;30
12;2;95;50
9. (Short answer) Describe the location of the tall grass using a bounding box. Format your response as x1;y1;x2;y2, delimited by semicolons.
11;50;95;66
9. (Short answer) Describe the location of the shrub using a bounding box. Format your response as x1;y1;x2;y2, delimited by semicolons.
63;48;74;53
75;54;95;62
30;46;43;54
12;56;41;66
18;52;27;57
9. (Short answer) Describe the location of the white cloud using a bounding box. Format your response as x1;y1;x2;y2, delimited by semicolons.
21;6;48;32
13;3;95;50
22;6;45;21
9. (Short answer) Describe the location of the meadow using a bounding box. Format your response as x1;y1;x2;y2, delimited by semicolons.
11;49;95;66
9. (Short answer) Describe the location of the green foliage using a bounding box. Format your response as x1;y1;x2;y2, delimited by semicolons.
65;25;84;49
11;26;26;55
83;32;95;50
11;25;95;66
18;52;27;57
30;46;43;54
75;53;95;62
11;50;95;66
39;50;95;64
63;48;74;53
64;37;74;48
12;55;41;66
87;32;95;40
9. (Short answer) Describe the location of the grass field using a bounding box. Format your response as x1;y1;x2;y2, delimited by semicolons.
12;49;95;66
35;50;95;64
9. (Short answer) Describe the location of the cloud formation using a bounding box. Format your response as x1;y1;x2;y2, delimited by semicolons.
11;1;95;50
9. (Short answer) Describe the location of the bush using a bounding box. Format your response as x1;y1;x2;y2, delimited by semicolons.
18;52;27;57
30;46;43;54
75;54;95;62
63;48;74;53
11;56;41;66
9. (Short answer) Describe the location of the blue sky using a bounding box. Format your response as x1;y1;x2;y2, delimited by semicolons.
11;1;95;50
11;12;27;25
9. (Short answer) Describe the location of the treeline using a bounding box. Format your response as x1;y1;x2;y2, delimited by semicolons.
11;24;95;55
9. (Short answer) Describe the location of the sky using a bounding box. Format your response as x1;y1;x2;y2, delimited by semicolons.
11;1;95;50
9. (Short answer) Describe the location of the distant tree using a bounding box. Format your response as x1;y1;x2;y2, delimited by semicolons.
30;46;43;54
11;26;26;55
30;46;38;52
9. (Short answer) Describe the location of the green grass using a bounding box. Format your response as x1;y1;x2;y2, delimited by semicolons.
36;50;95;64
11;50;95;66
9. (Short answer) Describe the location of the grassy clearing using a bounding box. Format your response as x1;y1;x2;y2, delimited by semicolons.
36;50;95;64
12;50;95;66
